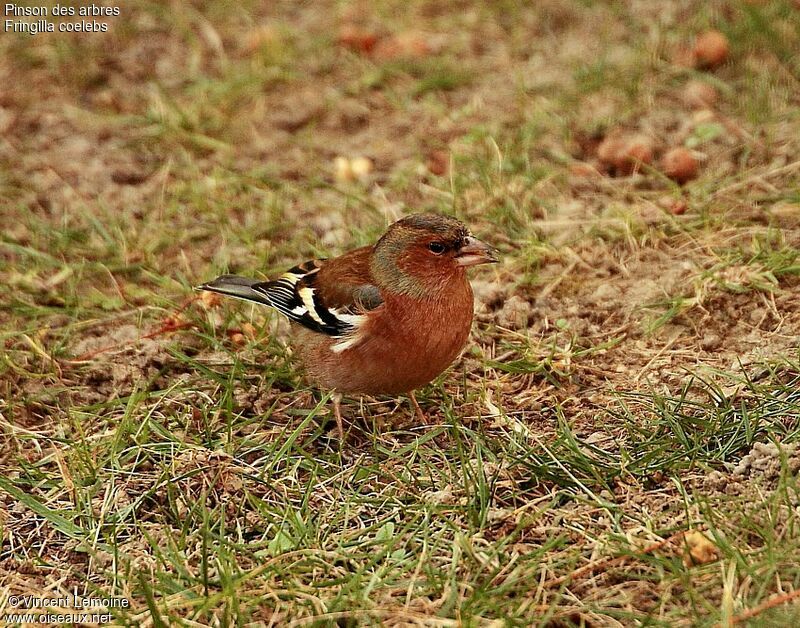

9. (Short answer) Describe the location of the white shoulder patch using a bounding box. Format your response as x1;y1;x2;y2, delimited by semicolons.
329;311;366;353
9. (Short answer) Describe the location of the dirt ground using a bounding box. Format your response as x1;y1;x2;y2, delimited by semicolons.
2;1;800;626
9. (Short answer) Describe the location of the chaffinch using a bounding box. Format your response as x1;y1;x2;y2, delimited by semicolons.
199;213;498;438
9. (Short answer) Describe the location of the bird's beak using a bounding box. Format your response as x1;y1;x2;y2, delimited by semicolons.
455;236;499;267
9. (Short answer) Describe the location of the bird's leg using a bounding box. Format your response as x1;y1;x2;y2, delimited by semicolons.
332;392;344;440
409;390;427;424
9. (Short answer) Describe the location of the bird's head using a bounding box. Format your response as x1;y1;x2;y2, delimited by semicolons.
371;213;498;297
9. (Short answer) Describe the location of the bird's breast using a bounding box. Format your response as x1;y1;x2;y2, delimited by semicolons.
298;278;475;395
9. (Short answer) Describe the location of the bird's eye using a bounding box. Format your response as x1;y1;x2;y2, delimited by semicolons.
428;242;446;255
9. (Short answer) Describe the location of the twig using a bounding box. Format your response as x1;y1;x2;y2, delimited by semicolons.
713;159;800;199
67;320;195;362
61;296;201;362
634;329;683;382
544;531;686;589
729;589;800;626
538;260;579;300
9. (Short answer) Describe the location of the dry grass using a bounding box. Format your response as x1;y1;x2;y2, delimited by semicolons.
2;1;800;626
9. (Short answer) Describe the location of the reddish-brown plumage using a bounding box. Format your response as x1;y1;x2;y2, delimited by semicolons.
200;213;497;435
314;246;373;308
294;214;491;395
296;269;474;395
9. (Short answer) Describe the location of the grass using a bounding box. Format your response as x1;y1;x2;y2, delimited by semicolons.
2;0;800;626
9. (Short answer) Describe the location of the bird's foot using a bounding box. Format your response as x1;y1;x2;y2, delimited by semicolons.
409;391;428;425
332;392;345;441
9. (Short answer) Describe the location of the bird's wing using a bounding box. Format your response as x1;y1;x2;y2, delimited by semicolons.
251;246;382;339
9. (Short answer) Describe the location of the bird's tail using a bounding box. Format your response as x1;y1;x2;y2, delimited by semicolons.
197;275;273;307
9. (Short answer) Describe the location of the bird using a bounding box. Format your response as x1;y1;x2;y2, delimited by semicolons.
198;213;498;439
